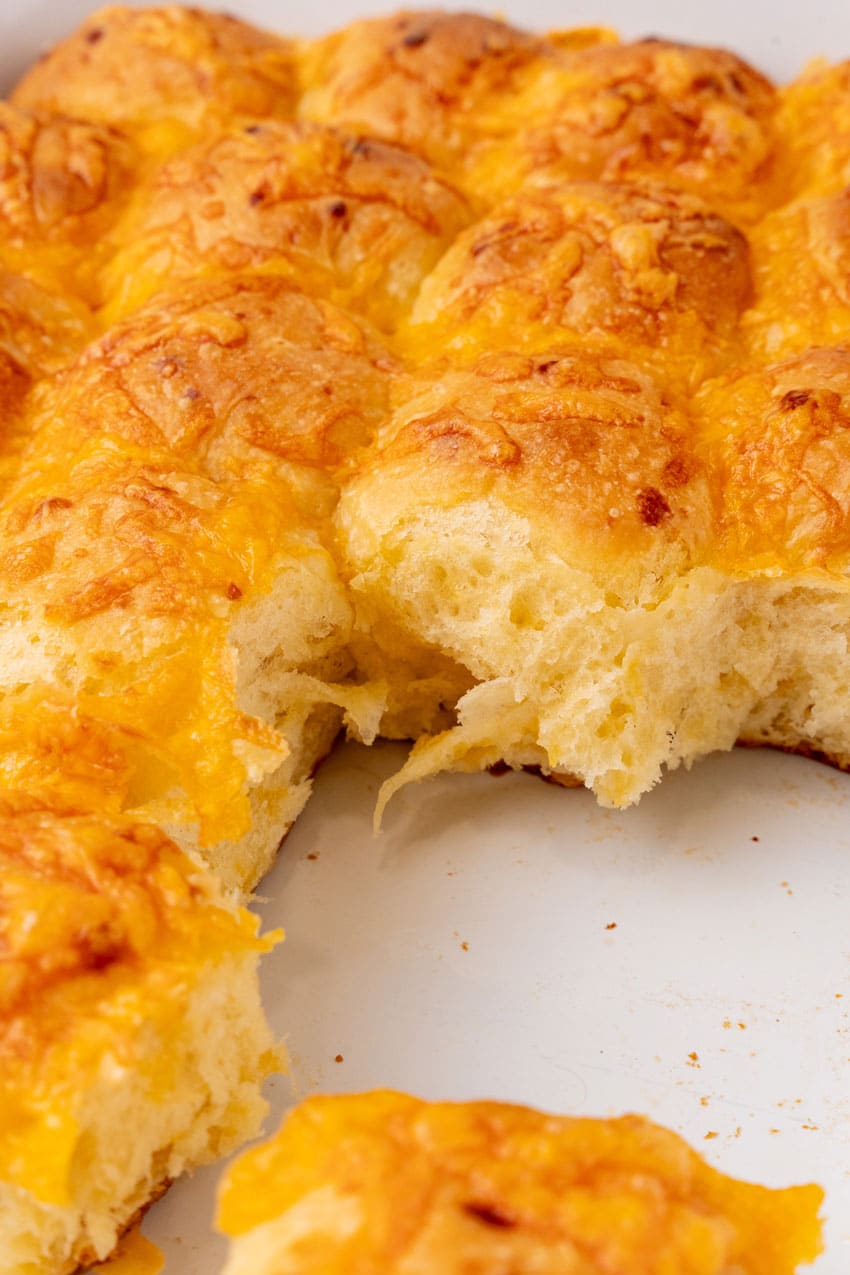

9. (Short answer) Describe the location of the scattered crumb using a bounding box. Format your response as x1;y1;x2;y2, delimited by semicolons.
686;1052;700;1068
605;922;617;931
802;1124;819;1131
306;852;319;861
738;1022;747;1030
704;1131;718;1140
751;835;760;842
769;1128;781;1134
700;1096;710;1107
334;1054;344;1063
723;1019;732;1029
461;941;469;952
734;1126;742;1138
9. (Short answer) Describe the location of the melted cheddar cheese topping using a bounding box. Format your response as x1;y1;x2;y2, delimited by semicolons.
218;1092;823;1274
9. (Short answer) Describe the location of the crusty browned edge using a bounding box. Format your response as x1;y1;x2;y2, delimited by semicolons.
488;739;850;796
69;1178;171;1275
735;735;850;772
487;760;583;788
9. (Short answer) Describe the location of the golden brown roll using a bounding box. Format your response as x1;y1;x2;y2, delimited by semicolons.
698;348;850;573
28;274;396;491
0;103;127;379
470;37;778;222
0;104;133;296
0;277;397;886
99;122;471;330
337;349;722;810
694;351;850;770
0;102;135;390
744;187;850;359
777;58;850;198
217;1091;823;1275
299;10;560;174
0;793;279;1275
0;270;93;381
11;5;298;155
406;179;751;383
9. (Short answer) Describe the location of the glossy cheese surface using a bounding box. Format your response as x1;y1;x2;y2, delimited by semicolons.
218;1091;823;1275
0;794;271;1206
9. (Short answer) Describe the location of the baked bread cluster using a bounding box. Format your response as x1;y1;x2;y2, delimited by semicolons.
0;4;843;1269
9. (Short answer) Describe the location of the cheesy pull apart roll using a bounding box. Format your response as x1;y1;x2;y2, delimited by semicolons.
0;104;134;306
338;351;724;811
0;795;278;1275
470;36;779;221
340;338;850;812
406;179;751;385
299;11;561;176
11;6;299;157
99;122;471;331
696;349;850;771
744;186;850;359
0;103;135;383
777;57;850;199
217;1092;822;1275
1;277;396;888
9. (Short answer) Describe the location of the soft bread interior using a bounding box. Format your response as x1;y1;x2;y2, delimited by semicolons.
337;495;850;814
0;952;278;1275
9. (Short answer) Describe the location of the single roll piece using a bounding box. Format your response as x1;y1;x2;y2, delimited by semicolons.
0;104;133;300
744;187;850;359
217;1091;823;1275
2;275;397;886
338;349;724;810
11;5;299;154
469;36;779;222
406;179;751;381
0;794;278;1275
777;57;850;199
299;10;559;174
99;122;471;330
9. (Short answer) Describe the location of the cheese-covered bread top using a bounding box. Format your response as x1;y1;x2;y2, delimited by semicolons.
11;6;299;151
0;793;272;1207
100;122;471;330
1;6;846;1271
4;2;850;832
0;273;396;852
217;1091;823;1274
